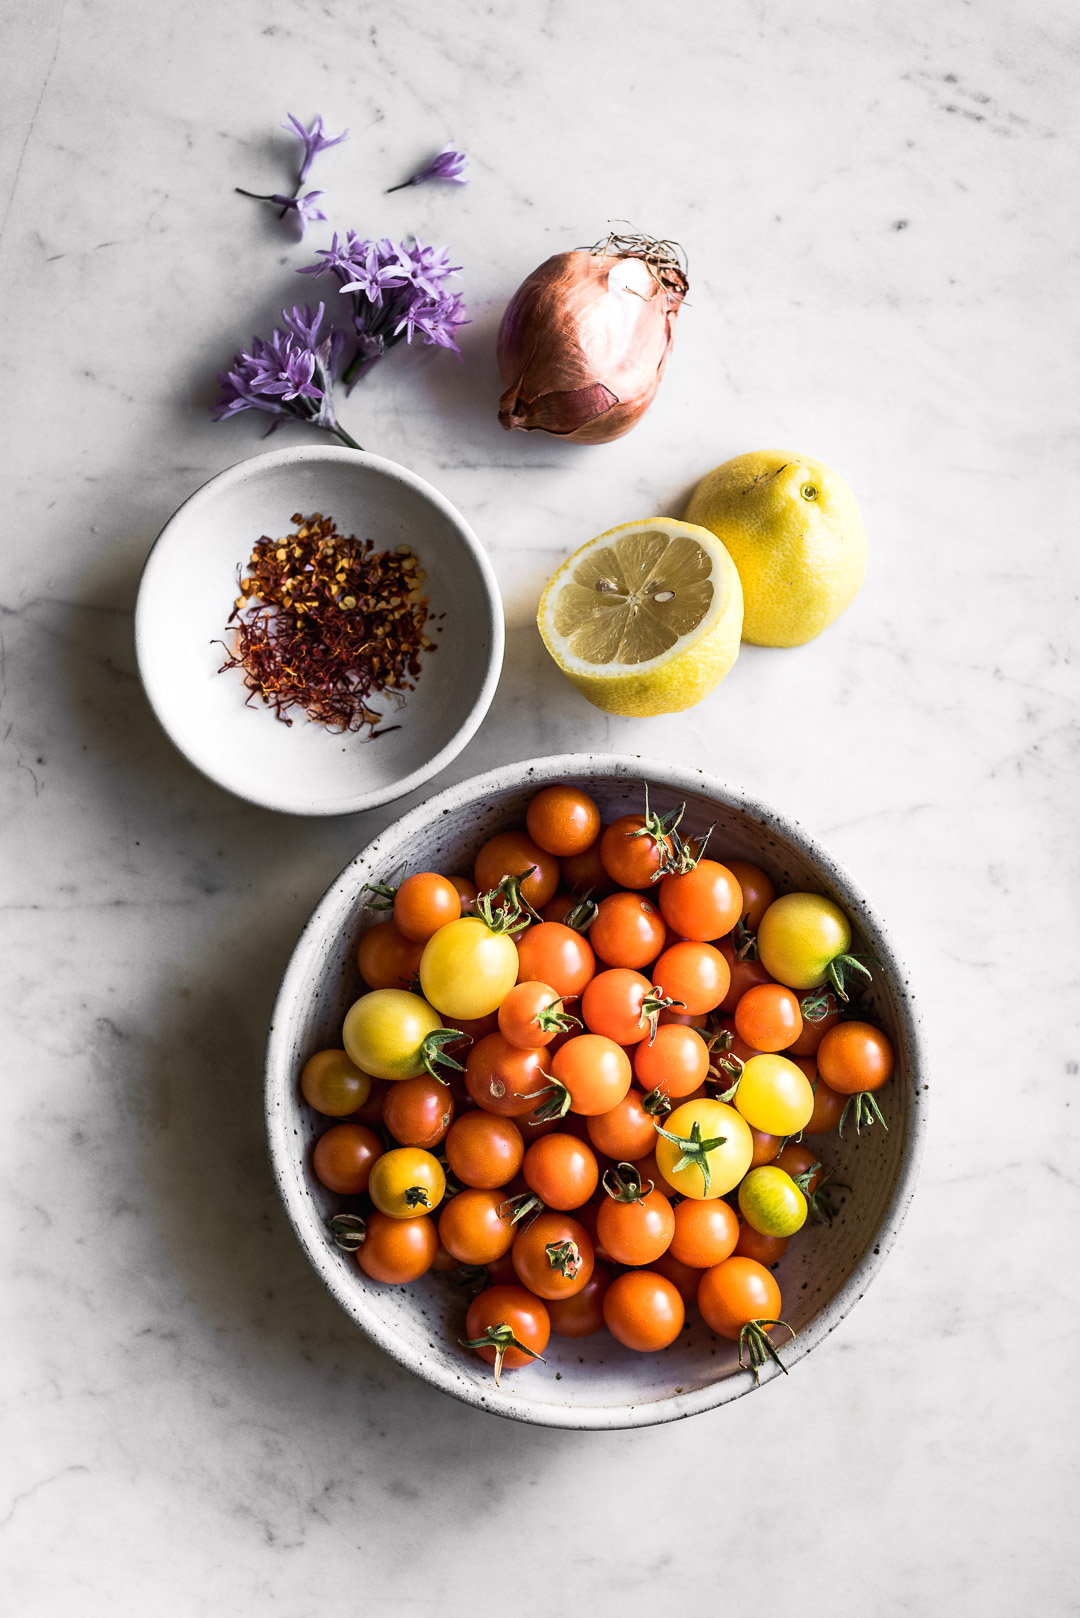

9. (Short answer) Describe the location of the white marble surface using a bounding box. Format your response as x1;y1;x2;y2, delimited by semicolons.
2;1;1078;1611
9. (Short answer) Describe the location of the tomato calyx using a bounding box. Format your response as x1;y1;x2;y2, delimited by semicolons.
738;1318;795;1384
527;1073;572;1122
641;986;684;1043
805;1171;848;1225
545;1238;583;1278
790;1161;822;1194
475;873;540;936
420;1028;469;1082
709;1052;743;1103
826;952;873;1003
404;1184;432;1210
448;1264;489;1292
665;820;717;875
563;893;599;932
534;998;582;1036
800;986;837;1023
732;916;758;961
602;1161;653;1202
653;1119;727;1195
641;1086;673;1118
838;1090;888;1138
626;786;686;878
361;866;406;911
459;1322;546;1385
498;1190;546;1228
328;1213;367;1252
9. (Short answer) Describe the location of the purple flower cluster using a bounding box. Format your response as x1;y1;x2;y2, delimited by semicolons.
211;304;360;448
300;233;468;387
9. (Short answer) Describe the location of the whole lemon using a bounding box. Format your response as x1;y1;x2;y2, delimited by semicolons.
684;451;866;647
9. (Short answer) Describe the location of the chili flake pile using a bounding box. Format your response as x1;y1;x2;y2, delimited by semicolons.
218;512;436;734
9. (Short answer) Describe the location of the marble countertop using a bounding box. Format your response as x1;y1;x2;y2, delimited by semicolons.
3;2;1077;1612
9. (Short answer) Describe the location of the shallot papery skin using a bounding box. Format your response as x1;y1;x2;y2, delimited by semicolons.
496;248;687;444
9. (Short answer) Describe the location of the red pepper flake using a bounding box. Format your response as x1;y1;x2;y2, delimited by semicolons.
216;511;434;735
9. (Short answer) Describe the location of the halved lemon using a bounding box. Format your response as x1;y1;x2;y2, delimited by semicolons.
537;518;744;716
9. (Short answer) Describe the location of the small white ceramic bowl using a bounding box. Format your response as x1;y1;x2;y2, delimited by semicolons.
266;754;927;1428
135;446;503;816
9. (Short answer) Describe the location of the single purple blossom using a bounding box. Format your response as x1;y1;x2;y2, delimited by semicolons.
386;143;469;194
283;112;349;185
235;187;327;237
212;304;359;448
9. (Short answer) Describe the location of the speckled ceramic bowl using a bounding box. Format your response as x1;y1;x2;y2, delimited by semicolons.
265;754;926;1428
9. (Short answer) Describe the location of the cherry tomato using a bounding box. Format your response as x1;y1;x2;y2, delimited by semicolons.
658;1006;709;1030
448;875;478;914
785;992;841;1054
526;785;601;857
465;1033;549;1118
654;1097;753;1200
748;1127;783;1167
805;1077;847;1134
498;980;577;1049
547;1265;612;1336
734;1222;789;1266
382;1075;454;1148
561;830;619;897
817;1022;895;1094
697;1256;782;1341
438;1188;517;1264
393;871;462;943
343;989;451;1082
517;921;596;999
432;1242;462;1273
420;916;521;1020
589;892;667;969
603;1270;685;1350
301;1048;372;1116
368;1147;445;1219
445;1112;524;1188
312;1122;383;1195
658;860;743;942
581;968;663;1045
585;1089;658;1161
734;983;803;1053
652;1249;704;1304
523;1133;599;1209
596;1172;675;1265
356;920;423;990
734;1054;815;1136
716;937;774;1013
357;1210;438;1283
633;1023;710;1100
550;1034;632;1116
600;813;677;890
540;892;576;924
463;1285;550;1379
738;1166;807;1237
757;893;855;991
484;1251;519;1286
629;1148;676;1201
474;830;559;908
652;941;730;1015
512;1211;595;1300
669;1196;740;1269
722;860;776;930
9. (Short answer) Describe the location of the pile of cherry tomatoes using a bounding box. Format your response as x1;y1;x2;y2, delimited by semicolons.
301;784;896;1386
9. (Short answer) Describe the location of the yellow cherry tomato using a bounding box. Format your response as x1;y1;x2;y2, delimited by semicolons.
654;1098;753;1201
756;893;852;991
419;916;520;1020
342;989;449;1082
735;1053;815;1135
738;1166;808;1237
368;1147;446;1219
300;1048;372;1116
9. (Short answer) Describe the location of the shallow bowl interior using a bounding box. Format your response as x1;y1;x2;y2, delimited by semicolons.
266;754;925;1427
136;446;503;816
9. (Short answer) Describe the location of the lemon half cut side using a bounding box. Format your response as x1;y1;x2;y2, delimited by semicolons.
537;518;744;717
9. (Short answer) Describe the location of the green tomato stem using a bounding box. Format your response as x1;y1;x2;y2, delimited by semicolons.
838;1091;887;1137
652;1118;727;1196
738;1318;795;1383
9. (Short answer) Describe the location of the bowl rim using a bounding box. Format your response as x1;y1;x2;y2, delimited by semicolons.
265;752;928;1428
134;444;505;817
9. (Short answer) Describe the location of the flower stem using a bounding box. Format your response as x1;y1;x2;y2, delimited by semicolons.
330;423;364;451
385;179;413;194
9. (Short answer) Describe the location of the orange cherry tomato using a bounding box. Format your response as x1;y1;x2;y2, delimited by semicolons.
561;830;619;897
526;785;602;857
393;872;462;943
550;1034;632;1116
773;1142;823;1195
312;1122;383;1194
357;1210;438;1283
657;1006;709;1030
697;1256;782;1340
432;1242;462;1272
734;1222;789;1267
547;1264;612;1336
438;1188;518;1265
512;1211;594;1300
748;1127;784;1167
585;1089;658;1161
498;980;577;1049
581;967;662;1045
600;814;677;890
804;1077;847;1134
474;829;559;908
465;1032;550;1118
785;992;841;1055
651;1249;704;1304
721;860;776;930
596;1172;675;1265
603;1270;685;1350
716;936;775;1013
630;1148;676;1200
653;941;730;1015
382;1075;454;1148
445;1112;524;1189
633;1022;711;1100
589;892;667;969
669;1197;740;1269
522;1133;599;1209
356;920;423;990
734;983;803;1053
464;1285;550;1376
301;1048;371;1117
516;921;596;999
540;891;576;924
817;1022;895;1094
658;860;743;942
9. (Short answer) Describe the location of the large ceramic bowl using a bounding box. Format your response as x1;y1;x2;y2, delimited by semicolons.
266;754;926;1427
136;445;503;816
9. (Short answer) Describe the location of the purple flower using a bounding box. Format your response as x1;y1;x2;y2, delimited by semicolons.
236;187;327;237
386;143;469;194
283;112;349;184
212;304;359;449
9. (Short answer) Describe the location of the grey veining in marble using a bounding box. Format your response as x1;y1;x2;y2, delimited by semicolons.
2;1;1078;1613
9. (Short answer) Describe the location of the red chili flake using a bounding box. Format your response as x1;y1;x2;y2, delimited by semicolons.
216;512;434;734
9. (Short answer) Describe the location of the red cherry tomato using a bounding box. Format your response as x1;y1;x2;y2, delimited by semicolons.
651;1249;704;1304
526;785;602;857
669;1196;740;1268
356;920;423;990
585;1089;658;1161
804;1077;847;1134
734;1222;789;1267
540;892;576;924
463;1284;550;1377
357;1210;438;1283
561;830;619;897
589;892;667;969
716;936;775;1013
633;1022;711;1100
721;860;776;930
381;1076;454;1148
600;814;677;890
465;1033;549;1118
498;980;577;1049
448;875;478;915
697;1256;782;1340
652;941;730;1015
817;1022;895;1094
550;1035;632;1116
444;1112;524;1189
522;1133;599;1209
734;983;803;1053
581;968;662;1045
312;1123;383;1194
516;921;596;999
474;830;559;908
512;1211;595;1300
748;1127;784;1167
438;1188;518;1265
629;1148;677;1200
603;1270;685;1350
393;872;462;943
658;860;743;942
547;1264;612;1336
